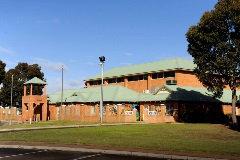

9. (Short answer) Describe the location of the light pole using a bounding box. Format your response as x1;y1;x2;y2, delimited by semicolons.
60;65;63;120
10;75;13;126
99;56;105;124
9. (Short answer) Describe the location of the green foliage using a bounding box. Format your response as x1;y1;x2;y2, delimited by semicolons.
0;60;6;85
186;0;240;96
0;63;44;107
186;0;240;126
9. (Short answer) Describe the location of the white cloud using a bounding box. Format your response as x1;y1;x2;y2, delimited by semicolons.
32;58;68;72
68;79;85;89
47;77;85;94
0;46;16;55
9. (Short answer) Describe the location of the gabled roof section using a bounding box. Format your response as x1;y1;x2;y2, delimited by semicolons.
48;85;140;103
24;77;47;85
85;58;195;81
48;85;237;104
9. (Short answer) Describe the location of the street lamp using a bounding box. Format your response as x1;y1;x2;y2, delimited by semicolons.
10;75;13;126
99;56;105;124
60;65;63;120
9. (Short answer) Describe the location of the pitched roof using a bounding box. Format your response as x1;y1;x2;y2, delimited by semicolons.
139;85;237;103
24;77;47;85
48;85;140;104
85;58;195;81
48;84;236;104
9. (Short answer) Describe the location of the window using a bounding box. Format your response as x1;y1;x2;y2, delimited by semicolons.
91;105;96;115
152;72;175;79
139;74;148;80
152;73;157;79
90;80;102;86
152;73;163;79
128;76;138;81
128;75;148;81
108;78;124;83
108;78;117;84
164;71;175;78
166;104;174;116
117;77;124;83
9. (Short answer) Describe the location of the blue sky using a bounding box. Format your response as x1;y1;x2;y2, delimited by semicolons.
0;0;218;93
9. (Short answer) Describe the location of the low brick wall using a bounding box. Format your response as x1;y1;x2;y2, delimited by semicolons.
49;104;137;123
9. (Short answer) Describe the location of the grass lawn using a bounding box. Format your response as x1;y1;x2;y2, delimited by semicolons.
0;122;240;156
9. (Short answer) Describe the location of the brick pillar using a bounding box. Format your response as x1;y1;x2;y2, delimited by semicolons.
117;104;122;122
147;73;151;90
44;85;47;96
13;107;16;119
28;103;33;122
133;108;137;122
62;105;66;120
140;104;144;121
22;103;26;122
124;77;128;88
24;85;27;96
96;104;100;122
0;107;2;119
5;107;9;119
70;106;75;121
80;104;85;122
106;105;109;122
42;103;47;121
161;105;166;123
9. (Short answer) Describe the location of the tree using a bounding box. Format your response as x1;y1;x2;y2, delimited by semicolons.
0;63;44;107
0;60;6;85
186;0;240;128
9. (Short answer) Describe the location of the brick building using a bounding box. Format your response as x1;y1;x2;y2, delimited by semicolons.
46;58;239;123
2;58;238;123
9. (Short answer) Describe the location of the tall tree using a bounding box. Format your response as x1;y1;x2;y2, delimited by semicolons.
0;63;44;107
186;0;240;128
0;60;6;85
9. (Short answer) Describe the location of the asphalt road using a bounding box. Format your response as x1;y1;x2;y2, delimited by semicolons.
0;148;167;160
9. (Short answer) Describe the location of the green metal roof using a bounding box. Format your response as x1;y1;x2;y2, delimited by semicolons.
139;85;236;103
48;84;236;104
48;85;140;104
85;58;195;81
24;77;47;85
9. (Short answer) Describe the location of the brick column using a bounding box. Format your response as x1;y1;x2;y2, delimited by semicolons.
30;84;33;95
117;104;122;122
161;104;166;123
28;103;33;122
5;107;9;119
147;73;152;90
42;103;47;121
24;85;27;96
44;85;47;96
124;77;128;88
22;103;26;122
0;107;2;119
80;104;85;122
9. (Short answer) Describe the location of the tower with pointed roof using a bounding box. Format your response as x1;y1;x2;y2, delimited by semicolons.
22;77;47;122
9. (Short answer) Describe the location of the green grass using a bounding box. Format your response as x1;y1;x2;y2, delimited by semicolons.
0;120;97;129
0;123;240;156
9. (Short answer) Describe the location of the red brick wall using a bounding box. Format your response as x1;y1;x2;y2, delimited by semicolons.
85;70;208;93
175;70;203;87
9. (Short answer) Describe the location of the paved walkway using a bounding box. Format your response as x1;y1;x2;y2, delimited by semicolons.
0;123;240;160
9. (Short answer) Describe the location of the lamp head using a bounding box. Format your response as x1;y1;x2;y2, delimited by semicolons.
99;56;105;63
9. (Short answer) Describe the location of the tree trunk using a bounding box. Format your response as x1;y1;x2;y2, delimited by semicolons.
231;88;238;129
